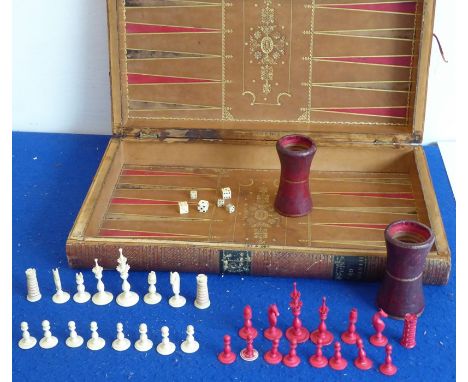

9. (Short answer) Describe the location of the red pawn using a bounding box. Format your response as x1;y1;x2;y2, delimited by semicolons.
264;338;283;365
285;282;309;343
329;342;347;370
354;337;373;370
282;338;301;368
264;304;283;341
341;308;359;345
309;338;328;368
218;335;237;364
400;313;418;349
379;344;398;376
310;297;334;345
370;309;388;347
240;333;259;361
238;305;258;340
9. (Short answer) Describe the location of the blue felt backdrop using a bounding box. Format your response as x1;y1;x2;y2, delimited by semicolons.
12;132;456;382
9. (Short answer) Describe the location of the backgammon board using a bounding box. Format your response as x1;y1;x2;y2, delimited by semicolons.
101;165;418;253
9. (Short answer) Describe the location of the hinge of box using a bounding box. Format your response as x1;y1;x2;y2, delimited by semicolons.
373;133;422;148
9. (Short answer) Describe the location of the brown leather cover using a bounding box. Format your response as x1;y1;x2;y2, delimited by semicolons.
109;0;433;143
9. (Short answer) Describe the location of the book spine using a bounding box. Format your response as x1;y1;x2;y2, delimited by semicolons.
66;241;449;285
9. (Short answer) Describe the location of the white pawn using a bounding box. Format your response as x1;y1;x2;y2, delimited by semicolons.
156;326;175;355
144;271;162;305
52;268;70;304
73;272;91;303
116;248;139;307
66;321;84;348
25;268;41;302
87;321;105;351
181;325;199;354
134;323;153;352
112;322;131;351
169;271;186;308
194;274;210;309
91;259;113;305
39;320;58;349
18;322;37;350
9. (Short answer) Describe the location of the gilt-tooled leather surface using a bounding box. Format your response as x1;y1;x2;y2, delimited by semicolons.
118;0;423;131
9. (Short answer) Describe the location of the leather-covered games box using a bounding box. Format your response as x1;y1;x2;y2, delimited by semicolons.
66;0;450;284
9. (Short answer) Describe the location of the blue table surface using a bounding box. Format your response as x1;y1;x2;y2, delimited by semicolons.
12;132;456;382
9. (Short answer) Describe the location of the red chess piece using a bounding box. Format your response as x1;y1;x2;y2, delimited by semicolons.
240;333;259;361
238;305;258;340
354;337;373;370
379;344;398;376
329;342;347;370
370;309;389;347
282;338;301;368
400;313;418;349
285;282;310;343
309;338;328;368
341;308;359;345
218;335;237;364
264;304;283;340
310;297;334;345
264;338;283;365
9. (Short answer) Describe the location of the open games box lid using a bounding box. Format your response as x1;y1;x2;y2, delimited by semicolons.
107;0;435;145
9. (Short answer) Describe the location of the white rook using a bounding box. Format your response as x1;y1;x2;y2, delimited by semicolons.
194;274;210;309
25;268;41;302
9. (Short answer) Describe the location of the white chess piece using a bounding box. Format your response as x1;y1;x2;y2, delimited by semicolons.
116;248;139;307
156;326;175;355
169;271;186;308
18;322;37;350
144;271;162;305
73;272;91;303
66;321;84;348
112;322;131;351
91;259;113;305
52;268;70;304
181;325;199;354
39;320;58;349
25;268;41;302
194;274;210;309
87;321;105;351
134;323;153;352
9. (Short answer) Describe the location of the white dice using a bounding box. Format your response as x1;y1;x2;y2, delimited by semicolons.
217;198;225;207
197;200;209;213
190;190;198;200
178;201;189;215
221;187;232;200
225;203;235;214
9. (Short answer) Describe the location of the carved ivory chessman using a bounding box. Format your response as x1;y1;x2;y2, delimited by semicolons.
169;271;186;308
91;258;113;305
73;272;91;303
39;320;58;349
25;268;41;302
87;321;105;351
144;271;162;305
181;325;199;353
194;274;210;309
66;321;84;348
135;323;153;352
52;268;70;304
116;248;139;307
18;322;37;350
156;326;175;355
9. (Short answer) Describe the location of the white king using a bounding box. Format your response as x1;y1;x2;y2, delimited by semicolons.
115;248;139;307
